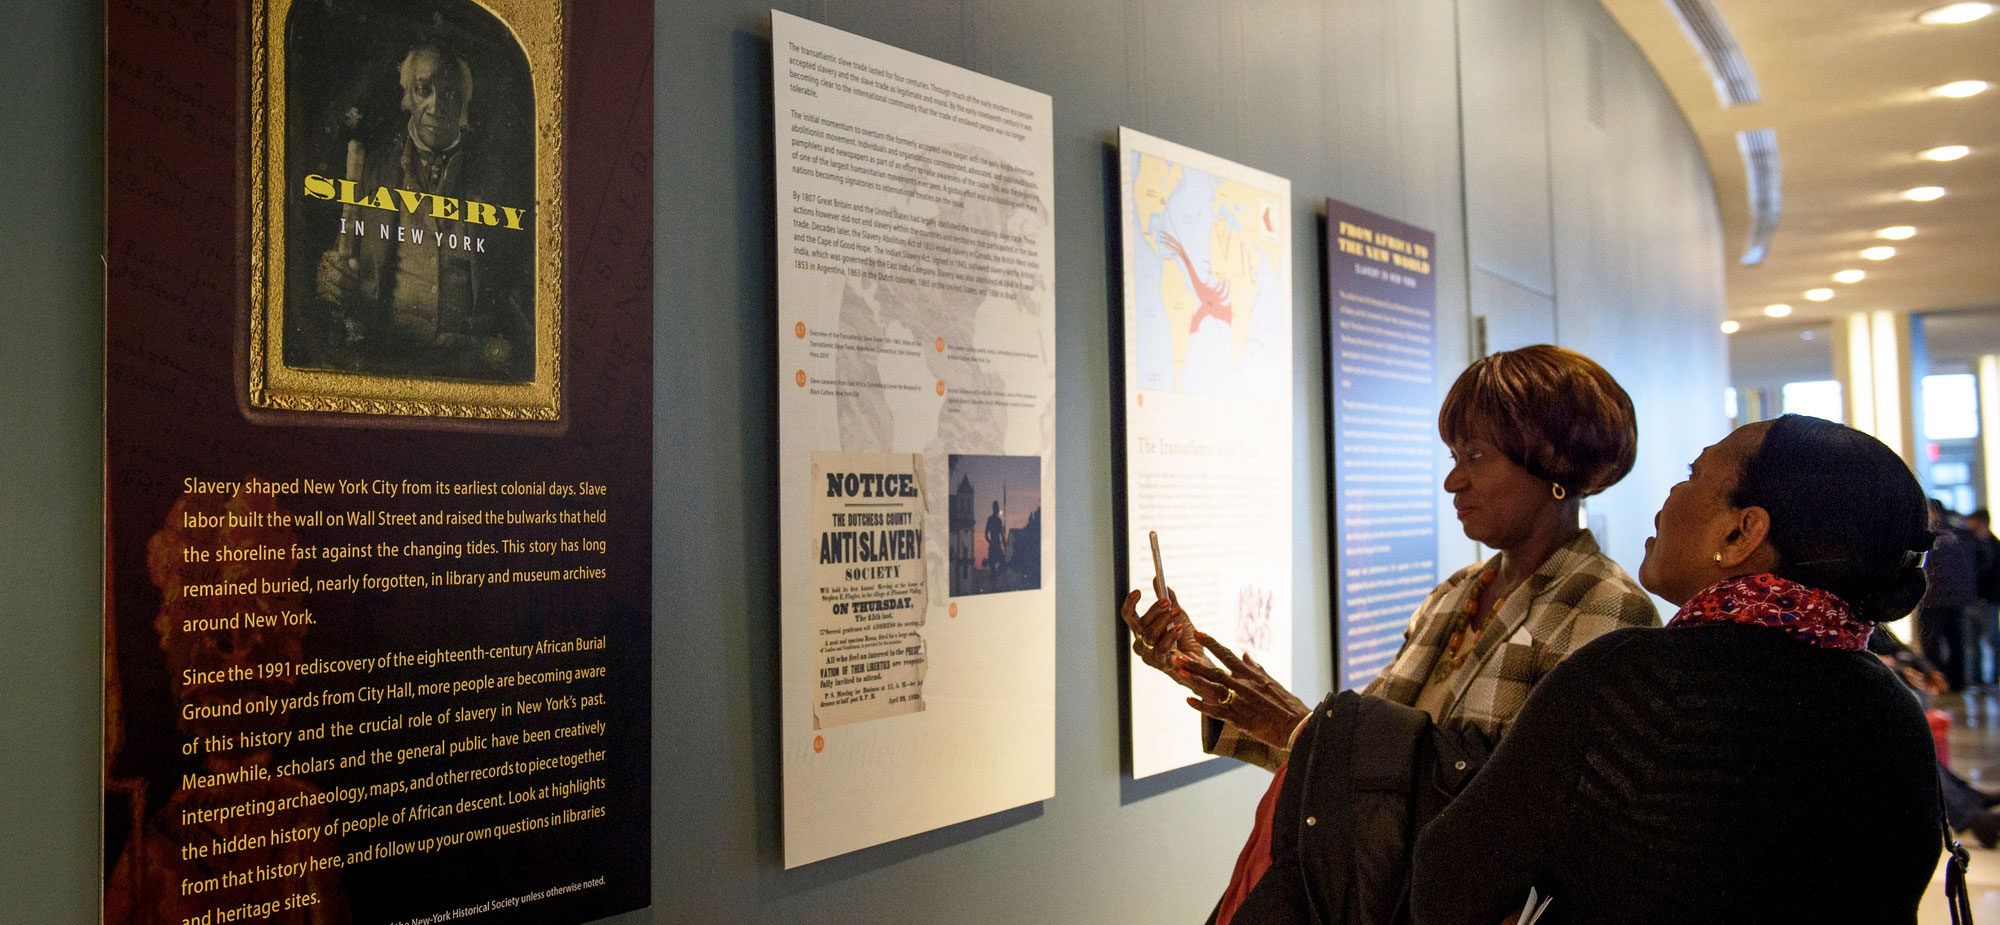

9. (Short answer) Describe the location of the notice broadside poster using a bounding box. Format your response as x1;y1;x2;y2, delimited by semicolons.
810;452;930;729
1326;200;1440;691
774;10;1056;867
105;0;653;922
1117;128;1293;778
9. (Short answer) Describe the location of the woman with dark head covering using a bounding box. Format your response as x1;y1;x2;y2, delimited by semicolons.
1412;414;1944;924
1123;345;1658;924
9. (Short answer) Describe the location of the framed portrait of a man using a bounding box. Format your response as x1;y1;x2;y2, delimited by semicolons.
247;0;564;425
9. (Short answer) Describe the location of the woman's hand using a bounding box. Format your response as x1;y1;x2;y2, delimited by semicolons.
1177;633;1311;750
1120;588;1209;680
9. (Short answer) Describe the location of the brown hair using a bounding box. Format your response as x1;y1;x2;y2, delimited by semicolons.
1438;344;1637;497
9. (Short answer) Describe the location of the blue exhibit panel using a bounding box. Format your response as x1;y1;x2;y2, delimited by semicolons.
1325;199;1441;691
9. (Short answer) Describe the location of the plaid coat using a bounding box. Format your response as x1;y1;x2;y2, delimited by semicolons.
1207;530;1658;771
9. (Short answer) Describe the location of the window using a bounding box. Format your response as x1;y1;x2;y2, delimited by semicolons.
1932;462;1972;485
1780;380;1844;423
1923;373;1980;441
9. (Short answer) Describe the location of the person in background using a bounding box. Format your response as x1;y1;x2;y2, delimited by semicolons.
1122;345;1658;925
1919;500;1988;690
1966;508;2000;689
1869;621;1948;696
1871;626;2000;847
1411;415;1942;924
1968;509;1999;576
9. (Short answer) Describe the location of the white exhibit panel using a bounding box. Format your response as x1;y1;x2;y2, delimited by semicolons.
1117;128;1294;778
773;10;1057;867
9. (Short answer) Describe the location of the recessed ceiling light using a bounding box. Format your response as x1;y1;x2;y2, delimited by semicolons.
1764;304;1794;318
1805;288;1835;301
1902;186;1946;201
1721;320;1742;334
1833;269;1867;284
1921;145;1972;162
1929;80;1991;99
1918;3;1994;25
1862;246;1897;260
1876;226;1917;240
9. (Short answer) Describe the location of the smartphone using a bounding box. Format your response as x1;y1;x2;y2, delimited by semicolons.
1148;530;1167;600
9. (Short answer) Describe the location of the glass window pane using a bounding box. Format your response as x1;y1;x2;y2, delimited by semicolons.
1780;380;1844;423
1923;373;1980;441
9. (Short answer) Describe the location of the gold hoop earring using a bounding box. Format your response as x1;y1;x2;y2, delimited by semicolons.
1551;483;1567;500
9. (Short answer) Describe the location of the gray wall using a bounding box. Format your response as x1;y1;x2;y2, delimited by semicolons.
1539;0;1731;578
2;2;106;922
2;0;1722;921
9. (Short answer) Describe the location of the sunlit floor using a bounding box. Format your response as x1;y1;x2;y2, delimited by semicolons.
1921;688;2000;924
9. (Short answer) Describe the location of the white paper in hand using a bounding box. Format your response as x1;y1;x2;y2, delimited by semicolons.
1517;887;1554;925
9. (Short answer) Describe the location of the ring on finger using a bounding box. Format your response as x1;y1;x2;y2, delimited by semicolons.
1218;688;1237;705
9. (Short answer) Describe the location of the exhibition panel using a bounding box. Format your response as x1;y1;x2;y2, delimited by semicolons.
1324;200;1442;690
773;11;1059;868
1116;129;1296;778
104;1;655;921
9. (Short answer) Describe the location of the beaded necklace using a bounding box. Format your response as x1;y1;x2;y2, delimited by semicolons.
1444;569;1508;670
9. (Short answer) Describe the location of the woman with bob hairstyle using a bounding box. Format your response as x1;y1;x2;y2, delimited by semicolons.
1412;414;1945;924
1123;344;1659;925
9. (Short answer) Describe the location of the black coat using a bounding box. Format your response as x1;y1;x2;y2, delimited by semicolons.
1412;624;1941;925
1222;692;1489;925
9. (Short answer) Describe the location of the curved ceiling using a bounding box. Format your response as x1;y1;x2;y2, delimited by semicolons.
1600;0;2000;333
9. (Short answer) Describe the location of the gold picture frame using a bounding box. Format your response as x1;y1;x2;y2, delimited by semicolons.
248;0;564;424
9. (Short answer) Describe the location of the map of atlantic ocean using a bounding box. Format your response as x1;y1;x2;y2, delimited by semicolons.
1127;151;1288;400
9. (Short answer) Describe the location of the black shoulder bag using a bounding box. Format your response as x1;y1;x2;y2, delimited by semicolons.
1944;797;1977;925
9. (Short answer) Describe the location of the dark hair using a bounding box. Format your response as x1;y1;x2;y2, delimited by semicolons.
1438;345;1637;497
1730;414;1933;622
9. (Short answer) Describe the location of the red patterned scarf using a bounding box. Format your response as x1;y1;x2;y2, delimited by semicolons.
1668;573;1874;651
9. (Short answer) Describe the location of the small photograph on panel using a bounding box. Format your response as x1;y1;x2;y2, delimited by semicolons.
947;454;1043;596
1236;583;1275;658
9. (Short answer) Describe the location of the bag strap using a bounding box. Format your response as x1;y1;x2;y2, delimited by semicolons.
1942;789;1977;925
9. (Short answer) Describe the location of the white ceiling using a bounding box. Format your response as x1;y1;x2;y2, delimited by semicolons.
1600;0;2000;342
